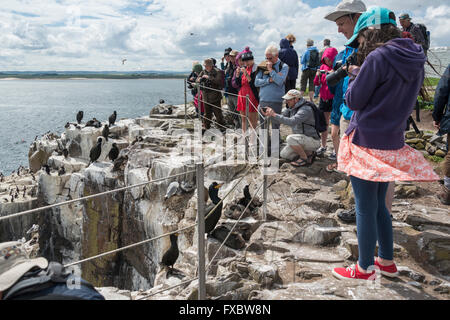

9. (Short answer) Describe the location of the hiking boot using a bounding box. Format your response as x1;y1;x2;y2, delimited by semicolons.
316;146;327;156
374;258;399;277
332;264;376;281
328;152;337;161
437;185;450;205
338;208;356;223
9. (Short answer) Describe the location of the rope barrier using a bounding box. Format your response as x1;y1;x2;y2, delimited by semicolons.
137;277;199;300
206;181;264;274
0;170;196;222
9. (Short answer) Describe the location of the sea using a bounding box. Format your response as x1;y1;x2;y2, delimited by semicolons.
0;78;185;174
0;47;448;175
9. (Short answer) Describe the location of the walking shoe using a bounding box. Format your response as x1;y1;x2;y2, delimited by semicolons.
437;185;450;205
328;152;337;161
374;258;399;277
316;146;327;156
332;264;376;281
337;208;356;223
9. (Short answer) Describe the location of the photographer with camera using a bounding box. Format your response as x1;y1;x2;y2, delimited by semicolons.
261;89;320;167
323;0;366;173
331;7;439;281
314;47;338;156
196;58;226;131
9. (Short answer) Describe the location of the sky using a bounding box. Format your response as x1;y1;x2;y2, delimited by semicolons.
0;0;449;72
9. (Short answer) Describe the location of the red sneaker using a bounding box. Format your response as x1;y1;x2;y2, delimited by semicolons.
332;264;377;281
374;258;399;277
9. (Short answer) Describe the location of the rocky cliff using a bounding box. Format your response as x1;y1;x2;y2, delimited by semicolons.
0;102;449;300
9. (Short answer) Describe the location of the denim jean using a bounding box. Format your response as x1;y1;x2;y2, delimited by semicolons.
350;175;394;270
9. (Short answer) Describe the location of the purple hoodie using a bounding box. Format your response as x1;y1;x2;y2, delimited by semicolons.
345;38;426;150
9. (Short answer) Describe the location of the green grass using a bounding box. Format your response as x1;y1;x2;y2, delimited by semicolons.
424;154;445;163
425;77;440;87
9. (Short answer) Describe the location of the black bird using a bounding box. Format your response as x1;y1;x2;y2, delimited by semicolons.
204;182;223;235
43;164;51;175
64;122;70;129
76;111;83;124
161;233;179;277
108;143;119;162
237;185;252;208
89;137;103;165
22;187;26;198
108;111;117;127
159;99;165;104
16;185;19;193
63;148;69;158
102;124;109;141
58;166;66;176
131;136;144;146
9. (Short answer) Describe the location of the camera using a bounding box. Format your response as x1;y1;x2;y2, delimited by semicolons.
319;70;327;74
326;51;358;87
199;77;212;87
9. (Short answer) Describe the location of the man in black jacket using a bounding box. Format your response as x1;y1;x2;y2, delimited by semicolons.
432;64;450;205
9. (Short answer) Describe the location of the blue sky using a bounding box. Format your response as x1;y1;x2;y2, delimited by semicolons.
0;0;448;72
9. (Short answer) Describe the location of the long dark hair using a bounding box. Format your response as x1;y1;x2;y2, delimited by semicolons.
356;24;402;65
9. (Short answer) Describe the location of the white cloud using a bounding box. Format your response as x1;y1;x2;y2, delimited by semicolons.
0;0;448;71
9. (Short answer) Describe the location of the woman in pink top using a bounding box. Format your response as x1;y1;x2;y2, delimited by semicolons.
314;47;338;153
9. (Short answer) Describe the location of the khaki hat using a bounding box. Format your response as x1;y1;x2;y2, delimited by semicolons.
399;13;410;20
324;0;367;22
229;50;239;57
0;241;48;292
203;58;214;67
282;89;302;100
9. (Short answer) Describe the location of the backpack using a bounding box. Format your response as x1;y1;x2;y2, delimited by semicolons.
3;262;105;300
214;67;225;90
416;23;430;51
301;100;327;137
307;50;320;69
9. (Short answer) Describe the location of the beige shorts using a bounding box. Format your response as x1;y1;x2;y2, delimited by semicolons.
340;118;350;138
280;134;321;160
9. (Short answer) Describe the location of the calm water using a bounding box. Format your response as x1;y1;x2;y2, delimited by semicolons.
0;79;185;174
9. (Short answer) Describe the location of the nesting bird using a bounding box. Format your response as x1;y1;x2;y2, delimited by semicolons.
76;111;84;124
108;143;119;162
89;137;103;165
161;233;179;277
102;124;109;142
58;166;66;176
204;182;223;235
164;181;180;200
62;148;69;158
42;164;51;175
109;111;117;127
112;154;128;172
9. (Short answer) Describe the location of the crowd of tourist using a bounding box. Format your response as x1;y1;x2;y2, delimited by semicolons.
186;0;449;282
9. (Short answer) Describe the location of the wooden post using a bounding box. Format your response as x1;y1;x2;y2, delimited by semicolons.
196;162;206;300
184;78;187;125
263;117;270;221
245;94;249;161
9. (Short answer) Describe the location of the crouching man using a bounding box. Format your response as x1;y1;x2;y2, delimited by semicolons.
261;89;320;166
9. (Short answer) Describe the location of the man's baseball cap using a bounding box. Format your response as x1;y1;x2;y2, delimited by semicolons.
282;89;302;100
324;0;367;22
399;13;411;20
0;241;48;292
346;6;397;47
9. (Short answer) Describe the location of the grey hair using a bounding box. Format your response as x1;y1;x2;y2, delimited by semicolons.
265;45;278;56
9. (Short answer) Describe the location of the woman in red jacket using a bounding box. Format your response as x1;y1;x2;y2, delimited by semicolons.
314;47;338;154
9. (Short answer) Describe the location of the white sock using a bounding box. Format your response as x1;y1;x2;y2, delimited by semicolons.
445;176;450;189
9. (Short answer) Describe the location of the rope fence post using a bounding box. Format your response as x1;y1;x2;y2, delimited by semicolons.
184;78;187;125
263;117;270;222
196;162;206;300
245;94;249;162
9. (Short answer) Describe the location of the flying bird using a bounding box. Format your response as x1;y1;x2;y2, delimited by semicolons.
122;59;127;65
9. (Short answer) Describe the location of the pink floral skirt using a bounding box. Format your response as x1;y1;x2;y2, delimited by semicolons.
337;131;440;182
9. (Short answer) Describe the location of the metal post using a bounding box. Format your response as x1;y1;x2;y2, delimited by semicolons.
263;117;270;221
245;95;249;161
184;78;187;125
196;162;206;300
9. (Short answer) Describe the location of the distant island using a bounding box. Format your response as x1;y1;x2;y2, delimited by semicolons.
0;71;189;80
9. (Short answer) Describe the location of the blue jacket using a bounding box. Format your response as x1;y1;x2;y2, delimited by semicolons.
255;59;289;103
432;64;450;135
328;46;357;121
279;39;299;80
300;46;319;71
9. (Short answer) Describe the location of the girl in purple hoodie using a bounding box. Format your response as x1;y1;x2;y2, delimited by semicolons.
332;8;439;281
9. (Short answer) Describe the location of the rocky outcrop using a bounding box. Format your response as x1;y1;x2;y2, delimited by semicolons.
1;103;449;300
